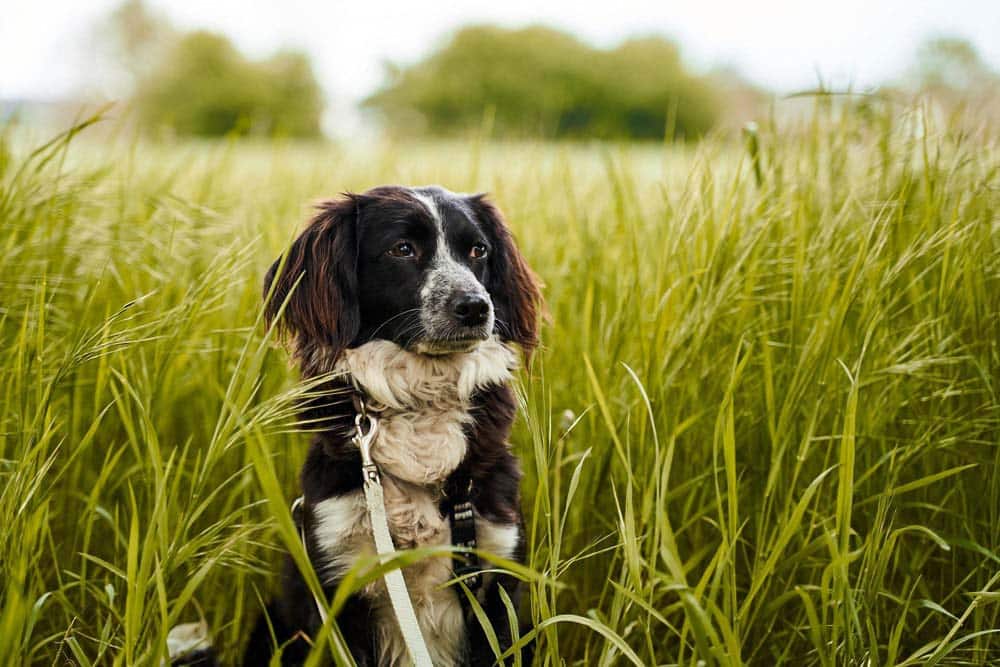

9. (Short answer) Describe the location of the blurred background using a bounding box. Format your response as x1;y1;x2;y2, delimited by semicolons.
4;4;1000;665
3;0;999;141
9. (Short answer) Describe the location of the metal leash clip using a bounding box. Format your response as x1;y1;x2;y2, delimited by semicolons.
353;403;380;485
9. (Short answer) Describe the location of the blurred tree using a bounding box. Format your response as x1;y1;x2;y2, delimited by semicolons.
105;0;175;82
135;32;253;137
105;1;324;138
904;35;1000;125
704;66;770;131
132;31;323;138
90;0;175;98
915;36;997;92
257;51;326;137
365;25;719;140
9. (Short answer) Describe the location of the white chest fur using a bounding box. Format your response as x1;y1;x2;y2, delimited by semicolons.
310;338;521;666
313;488;519;666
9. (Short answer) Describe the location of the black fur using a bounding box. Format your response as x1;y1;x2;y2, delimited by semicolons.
245;186;541;666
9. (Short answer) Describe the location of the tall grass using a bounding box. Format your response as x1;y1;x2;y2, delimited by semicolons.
1;102;998;665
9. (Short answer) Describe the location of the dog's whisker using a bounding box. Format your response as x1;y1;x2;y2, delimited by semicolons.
367;308;423;339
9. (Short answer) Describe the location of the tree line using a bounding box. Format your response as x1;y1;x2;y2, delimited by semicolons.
110;1;997;140
364;26;721;140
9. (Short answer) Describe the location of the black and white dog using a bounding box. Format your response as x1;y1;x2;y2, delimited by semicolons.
244;186;541;665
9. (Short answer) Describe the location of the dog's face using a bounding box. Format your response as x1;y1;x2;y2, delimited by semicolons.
354;186;498;354
264;186;540;370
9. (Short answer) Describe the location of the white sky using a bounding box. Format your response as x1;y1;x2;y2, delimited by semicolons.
3;0;1000;104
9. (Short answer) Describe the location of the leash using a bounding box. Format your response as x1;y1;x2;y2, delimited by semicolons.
292;396;434;667
354;400;434;666
292;391;487;664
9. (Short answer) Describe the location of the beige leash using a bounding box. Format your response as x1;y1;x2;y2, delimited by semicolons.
294;398;433;666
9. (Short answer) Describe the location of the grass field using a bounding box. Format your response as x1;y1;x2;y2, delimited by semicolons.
1;102;999;666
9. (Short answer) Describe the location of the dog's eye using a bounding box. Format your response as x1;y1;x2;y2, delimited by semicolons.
470;243;488;260
388;241;416;258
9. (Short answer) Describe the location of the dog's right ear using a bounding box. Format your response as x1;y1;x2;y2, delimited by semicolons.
263;197;360;365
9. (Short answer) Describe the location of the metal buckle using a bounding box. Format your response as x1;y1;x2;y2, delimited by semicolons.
353;399;381;484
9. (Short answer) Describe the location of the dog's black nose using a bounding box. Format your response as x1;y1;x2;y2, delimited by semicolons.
452;293;490;326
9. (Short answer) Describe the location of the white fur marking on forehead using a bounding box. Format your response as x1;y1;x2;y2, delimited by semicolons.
413;188;494;342
336;337;516;410
411;191;443;231
411;189;460;265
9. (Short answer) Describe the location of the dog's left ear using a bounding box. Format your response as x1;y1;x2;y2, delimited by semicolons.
468;194;543;358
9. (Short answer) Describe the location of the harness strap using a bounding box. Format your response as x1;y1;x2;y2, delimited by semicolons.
444;471;482;602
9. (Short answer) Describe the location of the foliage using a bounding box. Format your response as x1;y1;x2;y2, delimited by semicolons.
102;0;176;82
132;30;324;138
914;36;999;92
365;25;719;140
1;103;999;665
893;35;1000;127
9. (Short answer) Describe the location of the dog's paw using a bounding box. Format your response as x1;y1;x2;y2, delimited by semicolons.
165;620;217;666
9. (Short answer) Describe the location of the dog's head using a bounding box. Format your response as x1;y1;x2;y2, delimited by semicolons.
264;185;541;371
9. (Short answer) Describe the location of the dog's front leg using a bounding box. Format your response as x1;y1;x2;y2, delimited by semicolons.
243;555;377;666
464;572;529;667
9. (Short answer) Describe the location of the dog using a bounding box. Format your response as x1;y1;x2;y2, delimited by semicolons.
243;185;541;666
